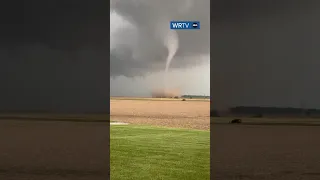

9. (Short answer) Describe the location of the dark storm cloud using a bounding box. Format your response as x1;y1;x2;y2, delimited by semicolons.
110;0;320;108
110;0;210;77
210;0;313;24
211;0;320;108
0;0;109;113
109;0;314;78
0;0;108;50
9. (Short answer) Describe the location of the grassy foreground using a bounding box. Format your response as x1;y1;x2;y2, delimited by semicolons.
110;125;210;180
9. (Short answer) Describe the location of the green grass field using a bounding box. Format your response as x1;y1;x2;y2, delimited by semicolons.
110;125;210;180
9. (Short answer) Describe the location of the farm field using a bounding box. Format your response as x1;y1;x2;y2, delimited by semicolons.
110;97;210;179
110;98;210;130
212;117;320;126
0;117;109;180
212;117;320;180
110;96;209;102
0;113;109;122
212;124;320;180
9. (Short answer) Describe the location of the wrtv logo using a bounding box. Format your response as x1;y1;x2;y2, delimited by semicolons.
170;21;200;30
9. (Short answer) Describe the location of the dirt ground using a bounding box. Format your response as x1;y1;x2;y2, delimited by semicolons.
0;120;109;180
110;99;210;130
212;124;320;180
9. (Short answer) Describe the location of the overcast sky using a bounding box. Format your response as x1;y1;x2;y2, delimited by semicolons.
0;0;109;113
211;0;320;109
110;0;210;97
110;12;210;96
1;0;320;113
110;0;320;109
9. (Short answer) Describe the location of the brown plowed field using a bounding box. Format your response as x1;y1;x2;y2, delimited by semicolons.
110;98;210;130
212;124;320;180
0;120;109;180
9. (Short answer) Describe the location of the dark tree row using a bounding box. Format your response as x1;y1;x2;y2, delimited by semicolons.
210;106;320;117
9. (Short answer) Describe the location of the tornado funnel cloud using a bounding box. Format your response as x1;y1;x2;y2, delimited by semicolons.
164;30;179;74
163;30;179;90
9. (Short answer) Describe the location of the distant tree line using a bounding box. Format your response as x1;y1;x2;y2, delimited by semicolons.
230;106;320;115
210;106;320;117
181;95;210;99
